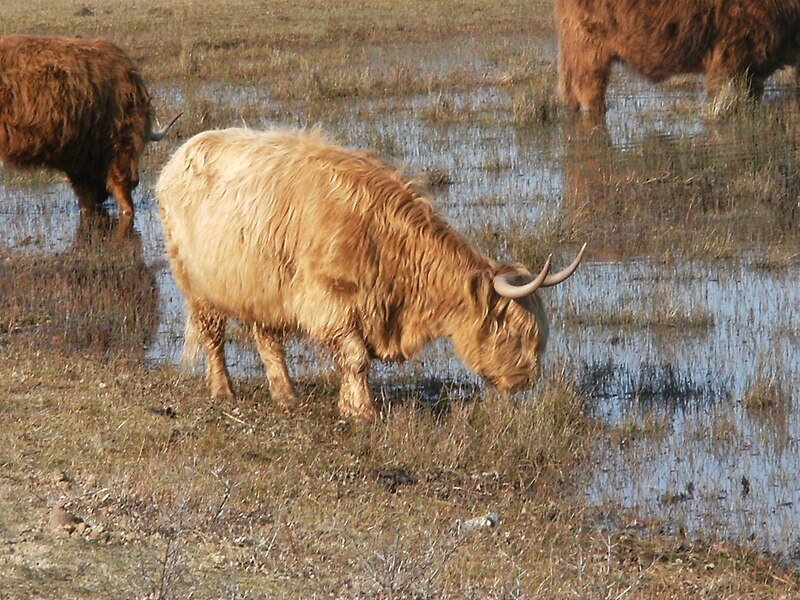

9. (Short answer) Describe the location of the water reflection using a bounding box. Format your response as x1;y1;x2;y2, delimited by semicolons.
0;206;158;357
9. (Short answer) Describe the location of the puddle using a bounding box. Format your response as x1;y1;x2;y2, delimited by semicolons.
2;36;799;560
547;259;800;556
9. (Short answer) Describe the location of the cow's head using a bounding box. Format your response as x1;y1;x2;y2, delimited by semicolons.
454;244;586;394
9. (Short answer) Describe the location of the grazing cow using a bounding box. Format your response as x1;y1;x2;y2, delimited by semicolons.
156;128;586;421
555;0;800;114
0;35;181;216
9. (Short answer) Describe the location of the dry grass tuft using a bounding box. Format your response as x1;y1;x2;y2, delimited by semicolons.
510;68;560;126
742;375;791;415
371;372;593;495
468;213;583;268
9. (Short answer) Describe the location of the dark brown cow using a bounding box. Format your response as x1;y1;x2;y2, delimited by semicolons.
0;35;180;216
555;0;800;114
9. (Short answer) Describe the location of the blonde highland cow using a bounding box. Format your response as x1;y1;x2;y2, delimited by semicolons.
156;128;585;421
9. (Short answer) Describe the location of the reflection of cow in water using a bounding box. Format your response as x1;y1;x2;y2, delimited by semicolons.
0;35;180;217
560;118;800;258
0;211;158;356
556;0;800;114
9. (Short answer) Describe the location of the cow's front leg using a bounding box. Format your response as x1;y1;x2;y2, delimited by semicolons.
332;331;377;422
107;159;137;217
252;324;297;408
106;182;135;217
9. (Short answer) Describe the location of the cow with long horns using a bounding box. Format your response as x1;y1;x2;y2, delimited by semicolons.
0;35;180;216
156;127;585;421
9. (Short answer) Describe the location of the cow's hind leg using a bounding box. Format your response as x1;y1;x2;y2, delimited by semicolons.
332;330;377;422
704;48;763;113
252;324;297;408
188;300;234;400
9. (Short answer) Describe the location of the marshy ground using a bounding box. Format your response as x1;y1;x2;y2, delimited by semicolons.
2;1;800;597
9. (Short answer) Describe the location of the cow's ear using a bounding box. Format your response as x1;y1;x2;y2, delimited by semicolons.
465;268;497;320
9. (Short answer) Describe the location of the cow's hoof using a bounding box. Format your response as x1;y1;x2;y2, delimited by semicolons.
210;385;235;401
273;392;298;409
338;402;378;423
269;381;298;408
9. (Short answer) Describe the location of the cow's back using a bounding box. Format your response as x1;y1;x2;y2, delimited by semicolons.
156;128;383;330
557;0;800;86
0;36;151;171
557;0;716;80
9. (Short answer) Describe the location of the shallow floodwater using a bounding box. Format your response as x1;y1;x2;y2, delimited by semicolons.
2;43;799;561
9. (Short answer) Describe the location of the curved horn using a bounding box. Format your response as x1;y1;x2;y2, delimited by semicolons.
149;111;183;141
493;255;552;299
541;243;587;287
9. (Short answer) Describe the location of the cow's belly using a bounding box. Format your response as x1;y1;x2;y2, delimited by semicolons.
178;236;292;327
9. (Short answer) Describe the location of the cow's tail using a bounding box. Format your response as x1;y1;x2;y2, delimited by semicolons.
180;316;203;370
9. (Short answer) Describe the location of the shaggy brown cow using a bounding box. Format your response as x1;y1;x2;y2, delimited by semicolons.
555;0;800;113
156;127;586;421
0;35;180;216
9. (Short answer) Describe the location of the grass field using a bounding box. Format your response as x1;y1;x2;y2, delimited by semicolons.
2;1;800;598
